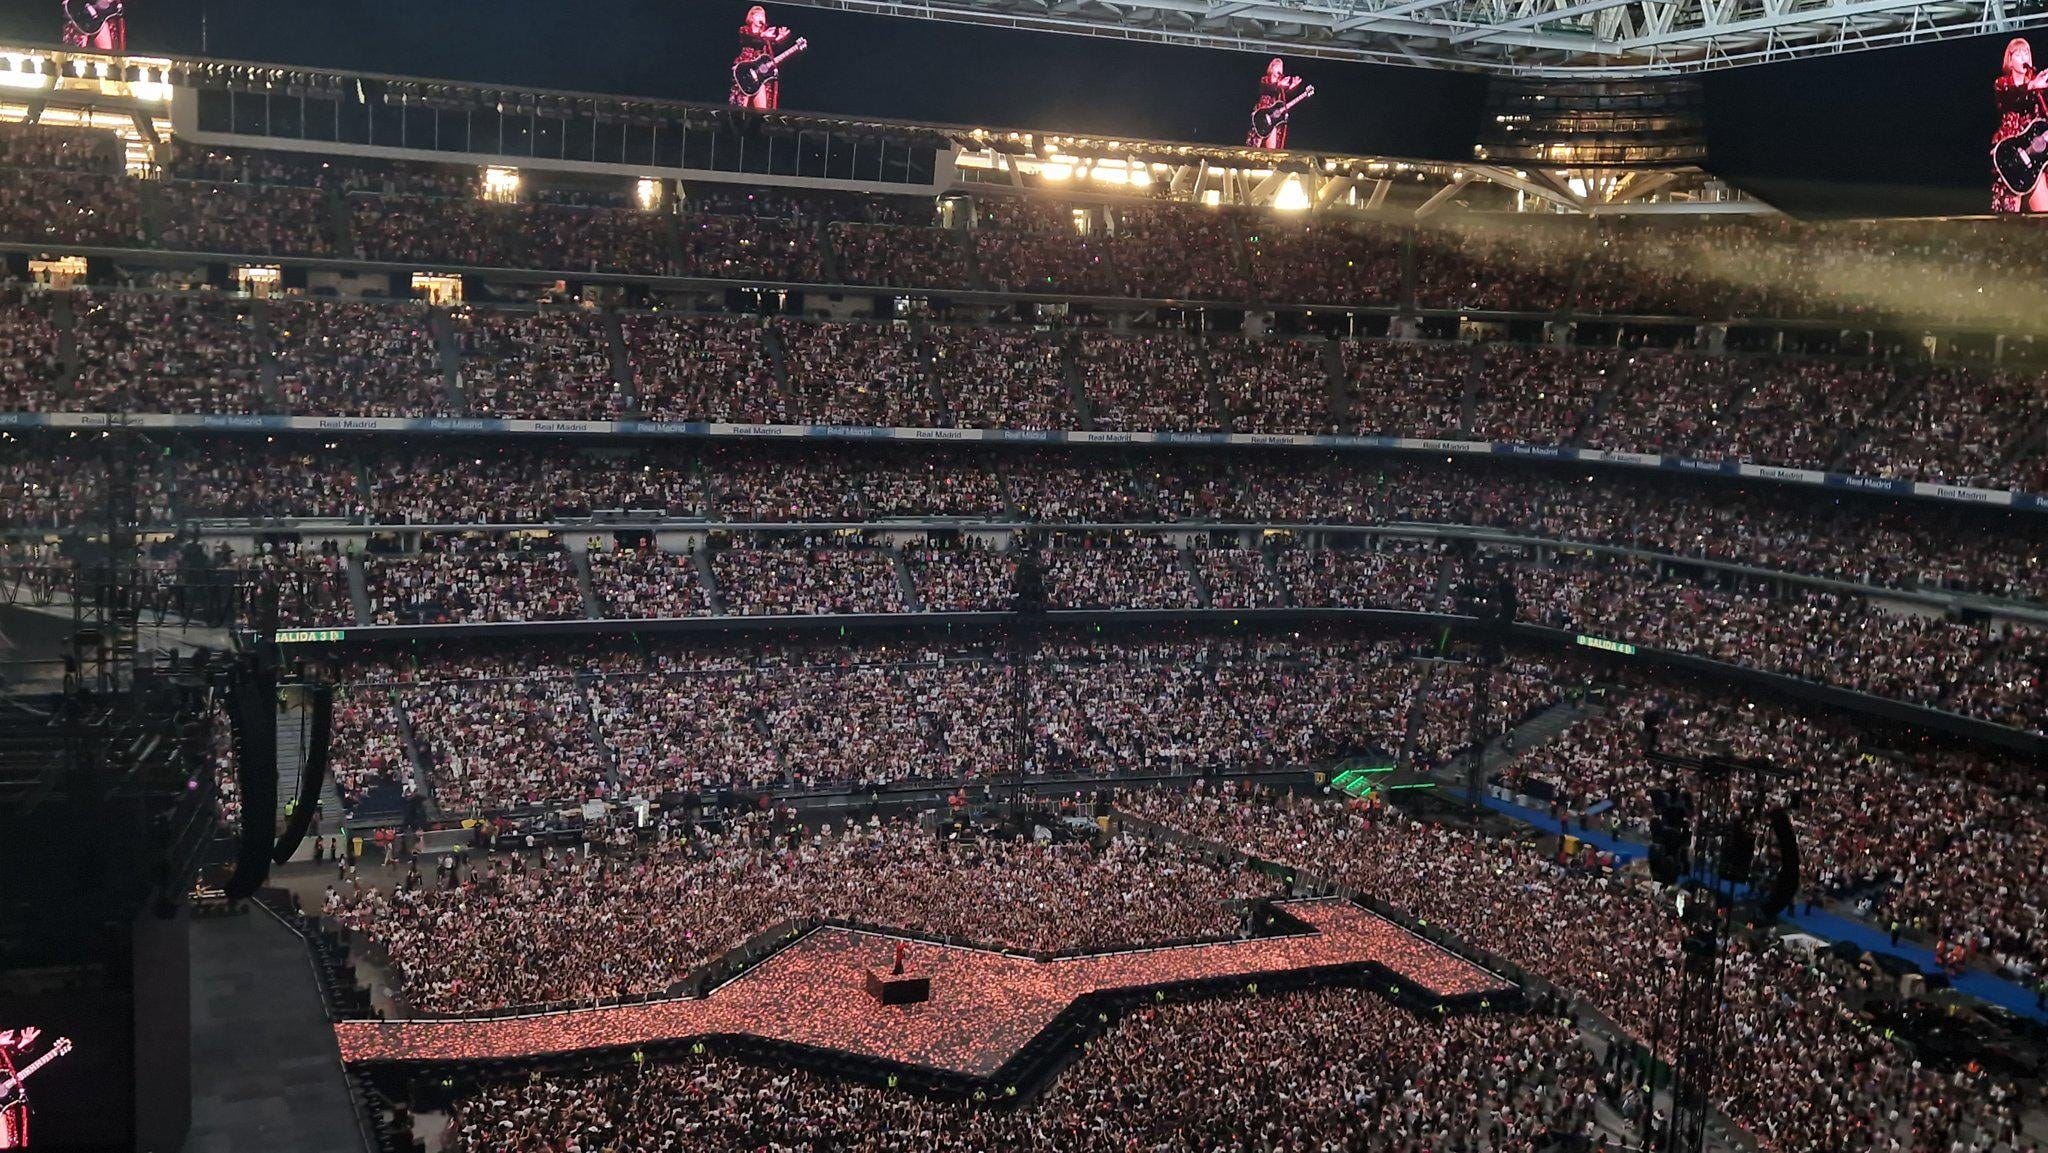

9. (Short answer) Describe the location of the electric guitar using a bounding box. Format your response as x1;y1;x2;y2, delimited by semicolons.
1993;118;2048;198
62;0;123;36
0;1037;74;1149
733;37;808;98
1250;85;1315;140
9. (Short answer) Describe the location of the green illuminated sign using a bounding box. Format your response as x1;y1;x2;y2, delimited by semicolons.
1331;763;1397;800
275;628;347;643
1574;634;1637;656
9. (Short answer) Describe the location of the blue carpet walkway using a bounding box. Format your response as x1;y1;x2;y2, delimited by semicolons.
1477;794;2048;1024
1783;909;2048;1023
1480;795;1645;861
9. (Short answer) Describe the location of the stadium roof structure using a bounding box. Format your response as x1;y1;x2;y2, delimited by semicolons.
788;0;2048;75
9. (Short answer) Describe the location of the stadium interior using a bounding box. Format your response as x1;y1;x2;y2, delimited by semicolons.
0;2;2044;1151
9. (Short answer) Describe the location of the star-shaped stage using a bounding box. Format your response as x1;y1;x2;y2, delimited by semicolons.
336;898;1517;1079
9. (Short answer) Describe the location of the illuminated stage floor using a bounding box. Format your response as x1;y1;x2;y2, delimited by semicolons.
335;898;1515;1078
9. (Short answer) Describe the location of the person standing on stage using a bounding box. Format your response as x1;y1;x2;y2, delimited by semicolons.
731;5;797;111
1992;37;2048;213
1247;57;1307;150
60;0;126;51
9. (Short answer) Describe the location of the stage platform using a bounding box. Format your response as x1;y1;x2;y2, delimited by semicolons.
190;908;366;1153
334;899;1516;1082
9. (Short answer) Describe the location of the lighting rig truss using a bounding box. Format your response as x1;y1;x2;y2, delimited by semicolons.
791;0;2048;75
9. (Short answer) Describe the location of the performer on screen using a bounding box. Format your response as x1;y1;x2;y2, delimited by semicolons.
60;0;126;52
731;6;802;111
1247;57;1308;150
0;1028;45;1150
1992;37;2048;213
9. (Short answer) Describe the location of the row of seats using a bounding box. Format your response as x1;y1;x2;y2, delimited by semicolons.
39;443;2036;603
5;291;2044;489
324;635;1542;812
4;124;2047;333
228;535;2039;732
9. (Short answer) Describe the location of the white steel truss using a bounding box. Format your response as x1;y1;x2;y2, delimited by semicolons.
786;0;2048;74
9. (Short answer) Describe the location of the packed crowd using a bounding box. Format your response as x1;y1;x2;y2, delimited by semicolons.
327;812;1274;1011
1494;683;2048;977
453;306;623;420
8;128;2048;335
705;444;858;522
586;544;713;619
972;195;1108;279
926;325;1072;430
1413;222;1581;313
400;665;610;812
0;121;119;173
324;716;2041;1153
1042;534;1200;610
7;284;2046;491
1275;542;1447;612
71;290;264;413
1515;557;2043;732
1121;784;2030;1153
436;990;1606;1153
271;299;450;418
157;180;336;258
331;633;1522;809
685;187;931;226
0;166;145;249
624;313;783;424
905;543;1013;612
364;535;586;625
1467;344;1616;446
1242;218;1405;306
361;445;703;524
327;685;420;813
56;124;2044;1153
710;537;905;616
1074;330;1220;432
777;319;940;428
828;221;971;289
1342;338;1470;438
594;650;1015;793
0;287;65;412
20;433;2047;740
1844;366;2048;488
675;212;823;282
1211;335;1338;436
1193;544;1287;609
1408;657;1565;767
0;449;107;530
235;540;354;628
1104;203;1251;301
587;664;782;793
972;201;1121;297
349;195;673;275
206;702;238;835
324;622;2048;992
1004;452;1241;523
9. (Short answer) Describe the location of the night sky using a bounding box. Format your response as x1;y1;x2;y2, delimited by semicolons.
0;0;2021;211
0;0;1489;159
